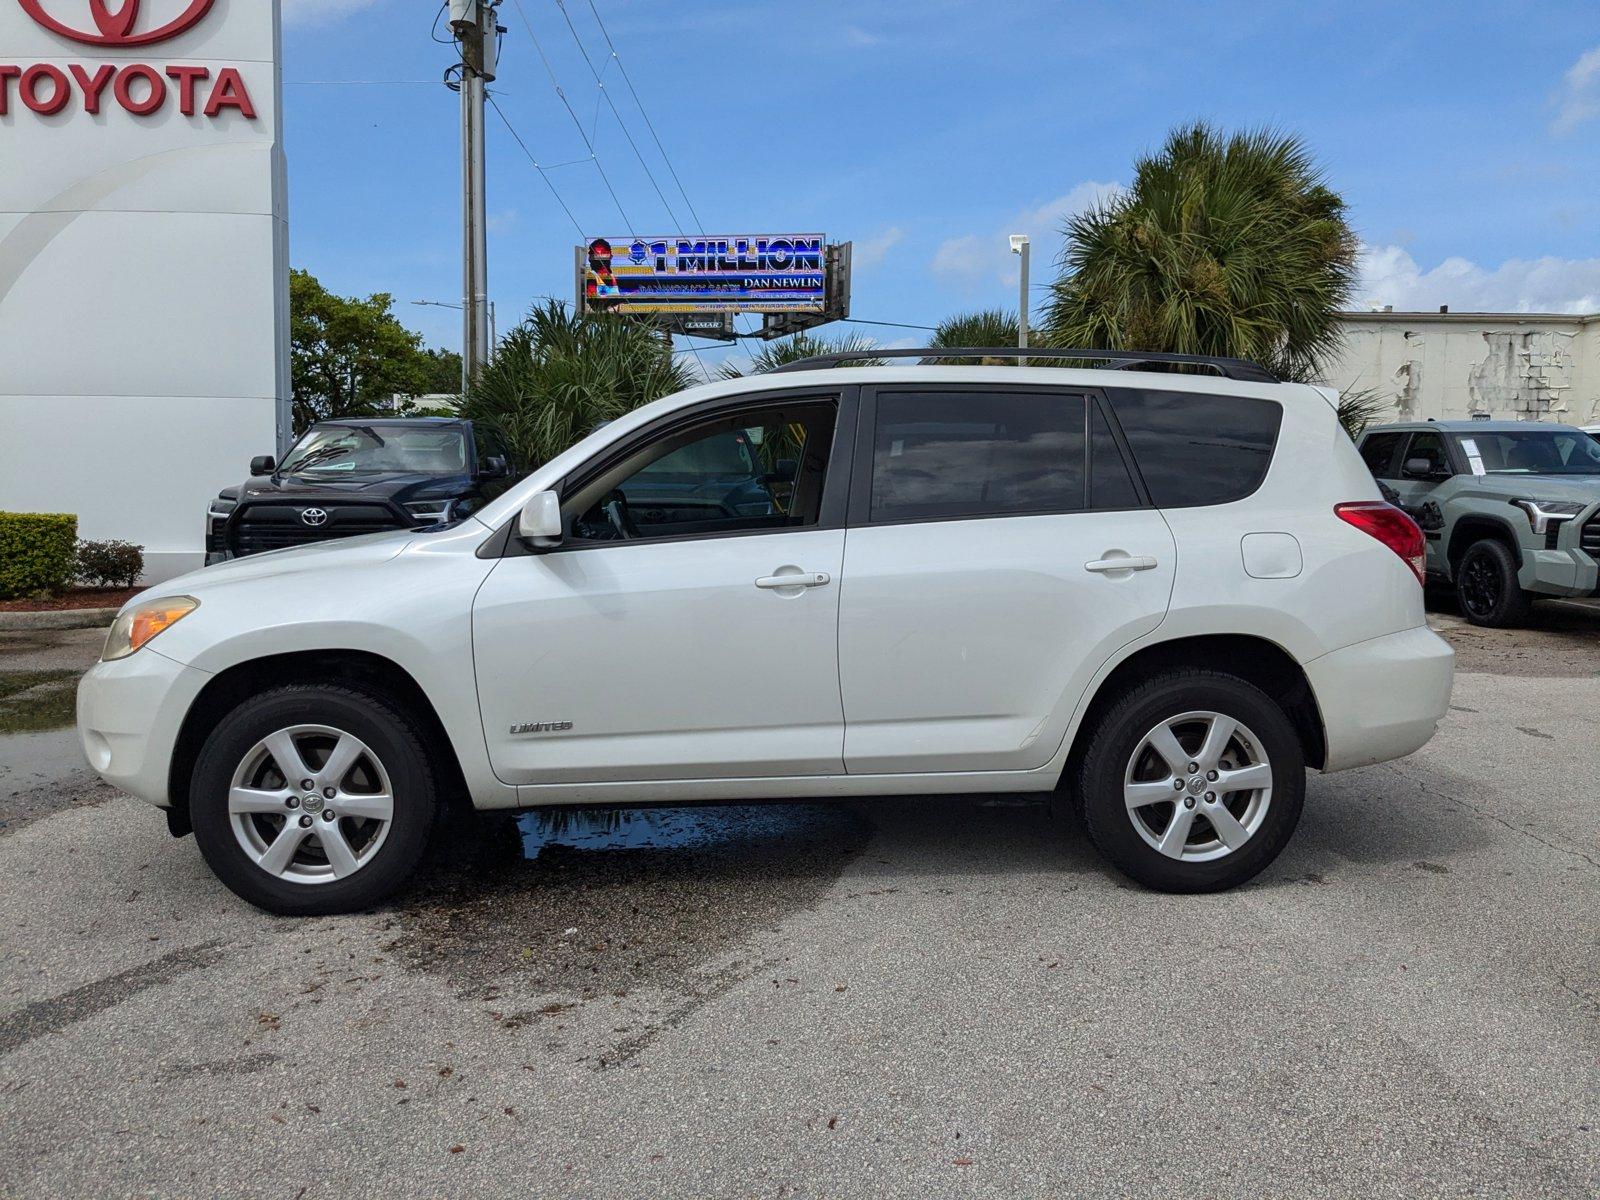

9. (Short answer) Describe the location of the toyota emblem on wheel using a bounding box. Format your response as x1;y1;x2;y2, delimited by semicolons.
300;508;328;528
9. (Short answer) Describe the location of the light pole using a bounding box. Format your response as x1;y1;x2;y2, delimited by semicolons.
448;1;501;395
1009;233;1030;361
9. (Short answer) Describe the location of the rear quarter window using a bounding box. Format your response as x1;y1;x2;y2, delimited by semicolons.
1105;388;1283;508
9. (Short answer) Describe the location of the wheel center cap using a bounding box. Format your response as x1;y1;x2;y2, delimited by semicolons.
1186;776;1206;796
302;795;324;814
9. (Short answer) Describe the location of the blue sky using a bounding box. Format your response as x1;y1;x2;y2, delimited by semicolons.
283;0;1600;369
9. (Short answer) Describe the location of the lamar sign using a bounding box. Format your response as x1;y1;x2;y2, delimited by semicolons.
2;0;256;117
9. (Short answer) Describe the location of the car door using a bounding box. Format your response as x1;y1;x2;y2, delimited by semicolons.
837;386;1176;775
1390;430;1456;574
473;392;854;784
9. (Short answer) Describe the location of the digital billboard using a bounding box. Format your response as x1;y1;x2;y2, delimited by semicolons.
579;234;828;315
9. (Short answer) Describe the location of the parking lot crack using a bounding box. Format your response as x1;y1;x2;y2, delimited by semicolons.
0;940;229;1056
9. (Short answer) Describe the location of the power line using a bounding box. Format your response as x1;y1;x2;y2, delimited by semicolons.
506;0;636;235
487;93;588;239
583;0;706;231
551;0;684;231
843;317;939;332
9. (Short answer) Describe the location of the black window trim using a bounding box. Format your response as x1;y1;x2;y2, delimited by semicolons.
491;385;859;558
848;383;1150;529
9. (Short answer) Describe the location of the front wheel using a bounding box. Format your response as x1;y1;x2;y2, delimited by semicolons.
1456;538;1531;628
1075;671;1305;892
190;685;441;915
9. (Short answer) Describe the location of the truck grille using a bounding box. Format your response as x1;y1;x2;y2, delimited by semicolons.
230;503;405;556
1583;514;1600;558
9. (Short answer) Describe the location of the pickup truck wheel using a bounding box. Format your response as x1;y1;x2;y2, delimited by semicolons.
1076;671;1305;893
1456;538;1531;628
189;685;440;915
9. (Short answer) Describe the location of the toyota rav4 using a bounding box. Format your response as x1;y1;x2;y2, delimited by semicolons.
77;350;1455;914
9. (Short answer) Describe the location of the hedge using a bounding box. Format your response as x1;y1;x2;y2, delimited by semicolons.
0;512;79;599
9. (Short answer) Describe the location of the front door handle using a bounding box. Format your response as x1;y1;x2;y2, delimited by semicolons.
1085;555;1158;574
755;571;831;590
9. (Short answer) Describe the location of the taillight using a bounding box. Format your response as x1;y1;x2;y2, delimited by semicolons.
1335;502;1426;586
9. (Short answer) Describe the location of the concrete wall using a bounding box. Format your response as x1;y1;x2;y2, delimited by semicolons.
0;0;289;583
1321;311;1600;427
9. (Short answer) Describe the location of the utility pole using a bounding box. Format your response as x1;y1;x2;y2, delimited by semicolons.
449;1;500;396
1009;234;1030;362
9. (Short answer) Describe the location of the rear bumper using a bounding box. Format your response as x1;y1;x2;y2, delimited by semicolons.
77;649;211;808
1306;625;1455;772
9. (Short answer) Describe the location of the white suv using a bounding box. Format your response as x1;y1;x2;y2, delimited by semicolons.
78;351;1455;913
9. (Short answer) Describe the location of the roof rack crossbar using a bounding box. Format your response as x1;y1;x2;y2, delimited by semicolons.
766;347;1279;383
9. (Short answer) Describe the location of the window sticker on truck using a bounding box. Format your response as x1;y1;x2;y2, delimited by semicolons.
1459;438;1486;476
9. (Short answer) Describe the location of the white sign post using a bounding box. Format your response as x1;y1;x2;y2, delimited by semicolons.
0;0;289;582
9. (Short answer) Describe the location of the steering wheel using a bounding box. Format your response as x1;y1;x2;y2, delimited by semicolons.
601;488;640;540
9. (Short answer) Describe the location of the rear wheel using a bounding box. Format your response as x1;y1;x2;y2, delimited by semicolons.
190;685;440;915
1456;538;1530;628
1076;671;1305;892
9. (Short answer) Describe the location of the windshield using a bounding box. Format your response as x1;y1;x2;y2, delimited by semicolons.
279;425;469;476
1454;430;1600;476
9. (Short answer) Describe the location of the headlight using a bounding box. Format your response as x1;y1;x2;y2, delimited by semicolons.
403;500;455;524
207;497;237;519
1510;498;1584;535
102;596;199;662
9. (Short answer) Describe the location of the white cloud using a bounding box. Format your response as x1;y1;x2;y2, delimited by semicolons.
931;181;1121;289
282;0;383;28
1552;44;1600;134
1356;244;1600;314
487;209;519;236
855;226;905;270
843;26;879;47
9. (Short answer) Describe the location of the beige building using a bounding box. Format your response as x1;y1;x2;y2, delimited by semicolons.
1320;310;1600;427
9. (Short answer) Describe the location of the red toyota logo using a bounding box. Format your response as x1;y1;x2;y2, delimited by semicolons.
17;0;216;47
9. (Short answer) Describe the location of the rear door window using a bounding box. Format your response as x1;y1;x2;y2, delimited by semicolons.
867;391;1087;522
1359;431;1406;478
1103;389;1283;507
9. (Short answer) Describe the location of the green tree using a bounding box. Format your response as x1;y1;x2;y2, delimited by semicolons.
1042;123;1358;385
924;309;1020;364
289;269;462;431
718;331;886;378
459;301;694;468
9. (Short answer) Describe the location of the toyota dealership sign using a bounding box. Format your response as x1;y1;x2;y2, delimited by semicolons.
4;1;257;118
0;0;289;581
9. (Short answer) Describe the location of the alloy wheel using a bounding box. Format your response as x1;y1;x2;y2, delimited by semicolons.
227;724;395;884
1458;551;1500;617
1122;710;1274;862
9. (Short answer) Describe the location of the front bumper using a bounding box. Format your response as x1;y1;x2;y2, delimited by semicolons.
1306;625;1455;772
77;648;211;808
1517;505;1600;597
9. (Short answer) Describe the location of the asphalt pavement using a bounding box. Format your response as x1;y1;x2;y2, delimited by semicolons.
0;609;1596;1198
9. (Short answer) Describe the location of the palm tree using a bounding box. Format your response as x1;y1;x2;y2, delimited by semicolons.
459;301;695;468
923;309;1020;364
718;331;885;378
1042;123;1358;385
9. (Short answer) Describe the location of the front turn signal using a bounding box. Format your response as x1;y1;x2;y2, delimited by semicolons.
103;597;199;661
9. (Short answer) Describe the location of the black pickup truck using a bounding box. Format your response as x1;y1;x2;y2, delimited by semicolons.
206;417;525;562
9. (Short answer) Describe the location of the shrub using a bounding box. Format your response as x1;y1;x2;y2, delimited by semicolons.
76;539;145;589
0;513;78;599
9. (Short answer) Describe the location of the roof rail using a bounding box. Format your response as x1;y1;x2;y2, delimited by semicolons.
765;347;1280;383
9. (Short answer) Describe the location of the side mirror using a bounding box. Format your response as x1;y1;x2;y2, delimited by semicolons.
250;455;276;475
517;490;564;548
1402;456;1441;479
479;455;508;479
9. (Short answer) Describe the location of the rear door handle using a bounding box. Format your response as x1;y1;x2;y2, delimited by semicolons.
1085;555;1158;573
755;571;831;590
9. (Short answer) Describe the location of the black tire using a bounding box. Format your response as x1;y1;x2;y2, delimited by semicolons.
190;684;441;915
1076;670;1305;893
1455;538;1531;628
